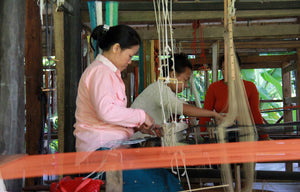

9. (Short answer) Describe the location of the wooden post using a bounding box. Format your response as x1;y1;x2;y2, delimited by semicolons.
53;5;65;153
212;41;219;82
223;0;228;83
150;40;156;83
297;49;300;122
25;0;44;186
25;0;43;155
64;0;82;152
205;70;210;92
0;0;26;190
106;171;123;192
234;165;241;192
144;40;152;88
297;48;300;167
282;62;293;134
138;41;144;94
122;67;132;107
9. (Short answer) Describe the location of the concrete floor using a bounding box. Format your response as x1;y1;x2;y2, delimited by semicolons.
182;163;300;191
253;182;300;192
253;162;300;192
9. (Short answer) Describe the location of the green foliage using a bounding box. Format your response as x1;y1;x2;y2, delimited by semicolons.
42;56;56;67
242;68;284;124
52;115;58;130
241;69;256;82
261;71;282;98
259;51;296;56
50;139;58;154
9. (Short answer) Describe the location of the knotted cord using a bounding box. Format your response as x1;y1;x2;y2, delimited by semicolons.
153;0;191;189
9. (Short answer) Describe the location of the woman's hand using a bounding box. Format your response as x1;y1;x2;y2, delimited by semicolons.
138;124;163;137
133;112;156;136
143;112;155;129
134;112;163;137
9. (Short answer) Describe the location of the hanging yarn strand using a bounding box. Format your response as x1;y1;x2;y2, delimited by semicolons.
217;0;257;191
154;0;181;146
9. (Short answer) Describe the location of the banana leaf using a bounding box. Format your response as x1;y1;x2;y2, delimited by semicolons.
261;71;282;98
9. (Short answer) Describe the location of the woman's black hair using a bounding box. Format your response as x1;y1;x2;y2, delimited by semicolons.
90;25;141;54
162;53;192;77
219;53;242;69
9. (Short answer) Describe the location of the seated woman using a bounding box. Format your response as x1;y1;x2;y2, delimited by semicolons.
73;24;154;152
199;54;270;141
131;53;223;143
74;24;183;192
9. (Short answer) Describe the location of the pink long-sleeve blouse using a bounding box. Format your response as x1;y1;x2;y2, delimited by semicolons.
74;55;146;151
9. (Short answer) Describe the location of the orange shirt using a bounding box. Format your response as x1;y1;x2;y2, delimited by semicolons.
199;79;268;139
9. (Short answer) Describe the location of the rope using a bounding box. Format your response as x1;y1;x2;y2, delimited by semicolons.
153;0;191;189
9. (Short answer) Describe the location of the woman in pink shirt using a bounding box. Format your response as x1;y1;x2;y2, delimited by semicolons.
74;25;155;152
74;25;184;192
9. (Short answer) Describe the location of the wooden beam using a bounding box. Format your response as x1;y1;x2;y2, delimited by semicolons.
241;62;282;69
191;54;296;68
237;9;300;18
82;10;300;23
136;24;300;40
240;54;294;69
119;11;224;22
82;1;300;11
179;40;300;50
242;55;297;64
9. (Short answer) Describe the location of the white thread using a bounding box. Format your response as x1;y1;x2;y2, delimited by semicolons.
153;0;191;189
